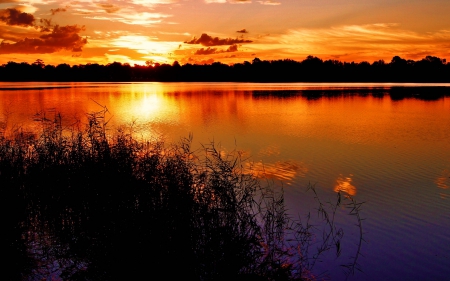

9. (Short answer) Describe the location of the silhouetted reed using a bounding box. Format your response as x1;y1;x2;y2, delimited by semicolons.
0;108;364;281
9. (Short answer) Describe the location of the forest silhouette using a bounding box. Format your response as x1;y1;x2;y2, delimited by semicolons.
1;55;449;82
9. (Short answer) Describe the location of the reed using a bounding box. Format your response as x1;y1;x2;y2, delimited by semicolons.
0;108;364;281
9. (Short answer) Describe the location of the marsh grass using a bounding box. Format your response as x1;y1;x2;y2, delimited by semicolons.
0;108;364;281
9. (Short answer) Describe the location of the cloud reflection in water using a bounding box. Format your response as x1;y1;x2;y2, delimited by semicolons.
245;160;308;185
334;174;356;196
435;169;450;190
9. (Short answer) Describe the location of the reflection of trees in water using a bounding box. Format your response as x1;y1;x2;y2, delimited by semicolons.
250;87;450;101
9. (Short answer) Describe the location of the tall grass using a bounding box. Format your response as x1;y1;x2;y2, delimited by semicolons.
0;108;364;281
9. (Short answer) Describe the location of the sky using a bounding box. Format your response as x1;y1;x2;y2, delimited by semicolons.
1;0;450;66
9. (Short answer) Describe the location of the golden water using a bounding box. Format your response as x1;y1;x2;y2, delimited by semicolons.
1;82;450;280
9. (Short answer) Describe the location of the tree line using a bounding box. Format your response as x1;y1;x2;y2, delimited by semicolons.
1;55;449;82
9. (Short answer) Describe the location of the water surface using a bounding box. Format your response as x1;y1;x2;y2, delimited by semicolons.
1;82;450;280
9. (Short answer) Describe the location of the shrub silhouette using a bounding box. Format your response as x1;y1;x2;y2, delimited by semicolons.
0;109;364;281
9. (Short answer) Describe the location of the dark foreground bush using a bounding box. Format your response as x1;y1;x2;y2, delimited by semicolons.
0;109;363;281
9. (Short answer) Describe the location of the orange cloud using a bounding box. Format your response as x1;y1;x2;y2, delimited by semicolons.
226;44;238;52
97;3;121;14
0;8;34;26
230;0;252;3
236;29;248;33
256;23;450;62
181;57;215;65
205;0;276;4
194;44;239;55
185;33;252;46
50;8;67;15
194;47;217;55
204;0;251;3
0;24;87;54
257;0;280;5
0;0;21;4
85;12;169;26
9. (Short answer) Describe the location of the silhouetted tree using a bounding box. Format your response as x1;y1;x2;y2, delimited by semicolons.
1;55;450;82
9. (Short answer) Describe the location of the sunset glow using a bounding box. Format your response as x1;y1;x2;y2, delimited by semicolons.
1;1;449;66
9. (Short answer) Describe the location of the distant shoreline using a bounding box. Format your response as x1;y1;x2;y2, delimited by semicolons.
1;55;450;83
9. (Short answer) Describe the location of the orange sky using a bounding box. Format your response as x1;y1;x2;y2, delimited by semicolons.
1;0;450;66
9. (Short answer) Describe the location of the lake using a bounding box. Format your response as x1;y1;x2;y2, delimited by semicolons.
1;82;450;280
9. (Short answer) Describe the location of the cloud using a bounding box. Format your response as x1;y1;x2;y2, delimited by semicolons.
229;0;252;3
85;11;169;26
97;3;121;13
0;24;87;54
255;23;450;62
204;0;227;3
38;18;52;32
0;8;35;26
257;0;280;5
185;33;252;46
194;47;218;55
131;0;178;4
205;0;276;3
236;29;248;33
194;44;239;55
226;44;238;52
50;7;67;15
183;57;215;65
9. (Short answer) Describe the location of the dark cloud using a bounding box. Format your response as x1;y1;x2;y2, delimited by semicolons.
38;18;53;32
236;29;248;33
186;57;215;65
226;44;238;52
0;24;87;54
0;8;35;26
195;47;218;55
185;33;252;46
51;8;67;15
194;44;239;55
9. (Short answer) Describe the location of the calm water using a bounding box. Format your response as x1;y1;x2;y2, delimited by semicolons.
1;82;450;280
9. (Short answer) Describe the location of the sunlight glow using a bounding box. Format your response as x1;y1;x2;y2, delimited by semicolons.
111;35;179;56
1;0;450;65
